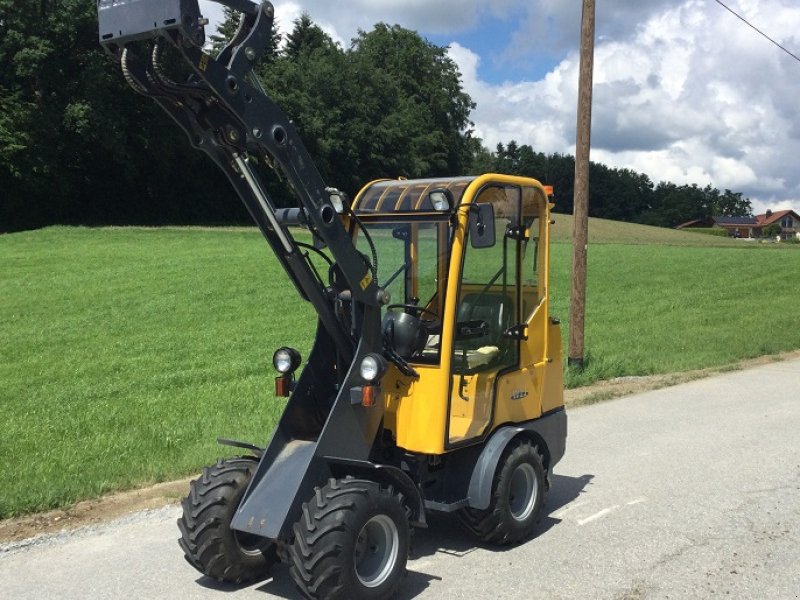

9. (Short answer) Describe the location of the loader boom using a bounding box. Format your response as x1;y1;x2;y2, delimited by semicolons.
99;0;388;366
99;0;403;540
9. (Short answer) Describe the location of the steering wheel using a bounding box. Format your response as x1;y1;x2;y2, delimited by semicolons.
387;304;441;333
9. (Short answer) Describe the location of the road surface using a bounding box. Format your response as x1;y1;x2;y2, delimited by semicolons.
2;358;799;599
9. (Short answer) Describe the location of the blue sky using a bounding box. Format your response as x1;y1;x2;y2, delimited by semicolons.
198;1;800;214
426;10;562;85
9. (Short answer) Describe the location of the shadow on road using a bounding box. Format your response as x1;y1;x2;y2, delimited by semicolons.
538;472;595;535
193;473;593;599
247;563;442;599
410;472;594;560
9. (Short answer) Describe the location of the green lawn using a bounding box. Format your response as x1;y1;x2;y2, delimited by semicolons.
1;226;798;517
549;243;800;386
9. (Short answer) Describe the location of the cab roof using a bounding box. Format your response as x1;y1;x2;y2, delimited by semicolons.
353;177;476;215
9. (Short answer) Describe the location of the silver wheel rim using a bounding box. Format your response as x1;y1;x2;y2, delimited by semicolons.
234;530;268;557
509;463;538;522
354;514;399;588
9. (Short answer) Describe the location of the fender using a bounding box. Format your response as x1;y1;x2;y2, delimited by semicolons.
326;457;427;528
467;408;567;510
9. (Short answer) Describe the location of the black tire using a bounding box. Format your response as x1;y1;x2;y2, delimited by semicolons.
289;477;410;600
459;439;545;545
178;456;277;583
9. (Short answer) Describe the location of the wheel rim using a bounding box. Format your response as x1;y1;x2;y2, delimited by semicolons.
234;530;269;557
509;463;538;522
353;514;400;588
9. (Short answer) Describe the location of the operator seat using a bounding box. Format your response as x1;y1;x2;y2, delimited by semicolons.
454;293;514;368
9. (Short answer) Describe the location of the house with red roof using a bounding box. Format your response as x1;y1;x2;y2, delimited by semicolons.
755;210;800;240
676;209;800;239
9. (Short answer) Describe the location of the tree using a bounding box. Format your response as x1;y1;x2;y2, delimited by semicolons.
257;17;475;203
347;23;475;179
0;0;246;232
210;8;281;61
467;140;753;228
714;189;751;217
208;7;241;56
284;13;330;59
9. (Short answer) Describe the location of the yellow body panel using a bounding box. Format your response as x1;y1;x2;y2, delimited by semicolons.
492;365;545;426
356;174;564;455
381;365;449;455
542;321;565;414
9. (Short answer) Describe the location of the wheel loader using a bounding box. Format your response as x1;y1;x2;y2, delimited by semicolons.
97;1;567;598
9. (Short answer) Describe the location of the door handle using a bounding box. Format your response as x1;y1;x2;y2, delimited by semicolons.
459;373;470;401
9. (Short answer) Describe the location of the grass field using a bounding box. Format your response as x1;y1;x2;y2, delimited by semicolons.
1;224;799;517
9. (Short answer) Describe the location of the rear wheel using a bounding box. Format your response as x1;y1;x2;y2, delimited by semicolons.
290;477;410;600
178;456;277;583
459;439;545;545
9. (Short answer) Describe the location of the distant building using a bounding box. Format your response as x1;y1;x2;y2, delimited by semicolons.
711;216;760;239
675;210;800;240
755;210;800;240
675;210;800;239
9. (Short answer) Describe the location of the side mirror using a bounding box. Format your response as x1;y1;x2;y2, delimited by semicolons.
469;203;496;248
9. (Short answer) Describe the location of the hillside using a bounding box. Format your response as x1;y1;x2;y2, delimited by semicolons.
549;213;742;247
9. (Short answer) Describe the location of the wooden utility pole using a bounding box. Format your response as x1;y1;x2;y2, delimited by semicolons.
569;0;596;369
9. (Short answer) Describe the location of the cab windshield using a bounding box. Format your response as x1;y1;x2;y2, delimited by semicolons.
355;218;451;362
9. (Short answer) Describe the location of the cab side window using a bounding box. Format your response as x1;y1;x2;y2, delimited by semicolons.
452;186;521;373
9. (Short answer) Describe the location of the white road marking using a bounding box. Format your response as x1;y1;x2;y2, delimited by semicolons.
577;505;620;526
551;501;589;519
626;497;646;506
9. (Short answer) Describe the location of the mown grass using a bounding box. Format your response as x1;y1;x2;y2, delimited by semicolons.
548;242;800;387
1;227;314;517
1;225;798;517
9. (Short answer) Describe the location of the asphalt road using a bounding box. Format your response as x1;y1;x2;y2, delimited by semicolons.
2;358;799;599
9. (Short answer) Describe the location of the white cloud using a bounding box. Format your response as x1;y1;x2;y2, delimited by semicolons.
199;0;800;213
452;0;800;213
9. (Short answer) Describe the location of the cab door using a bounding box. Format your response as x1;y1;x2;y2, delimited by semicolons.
447;185;521;446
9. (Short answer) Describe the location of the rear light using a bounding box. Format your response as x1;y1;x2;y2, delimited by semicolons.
361;384;378;408
275;376;291;398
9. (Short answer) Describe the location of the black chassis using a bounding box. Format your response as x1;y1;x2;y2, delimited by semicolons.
98;0;422;541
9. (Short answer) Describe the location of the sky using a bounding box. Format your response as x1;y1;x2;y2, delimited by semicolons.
198;0;800;215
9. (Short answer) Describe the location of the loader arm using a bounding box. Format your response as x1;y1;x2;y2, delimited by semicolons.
98;0;389;366
98;0;406;539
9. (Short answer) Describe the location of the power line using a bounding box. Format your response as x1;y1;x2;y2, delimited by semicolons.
714;0;800;64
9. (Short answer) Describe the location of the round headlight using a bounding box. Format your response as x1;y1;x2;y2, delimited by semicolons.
359;353;387;383
273;347;301;374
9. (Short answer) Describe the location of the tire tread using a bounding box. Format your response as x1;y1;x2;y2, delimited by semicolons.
177;456;276;584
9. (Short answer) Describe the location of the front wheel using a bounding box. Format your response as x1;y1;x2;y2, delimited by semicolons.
178;456;277;583
290;477;410;600
459;439;545;545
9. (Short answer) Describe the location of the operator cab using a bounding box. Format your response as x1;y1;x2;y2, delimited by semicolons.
352;175;555;451
352;176;546;365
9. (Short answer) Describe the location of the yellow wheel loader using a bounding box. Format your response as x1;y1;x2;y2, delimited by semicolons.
98;1;567;598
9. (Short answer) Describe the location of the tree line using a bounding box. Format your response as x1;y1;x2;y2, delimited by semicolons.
0;4;750;233
473;141;752;226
